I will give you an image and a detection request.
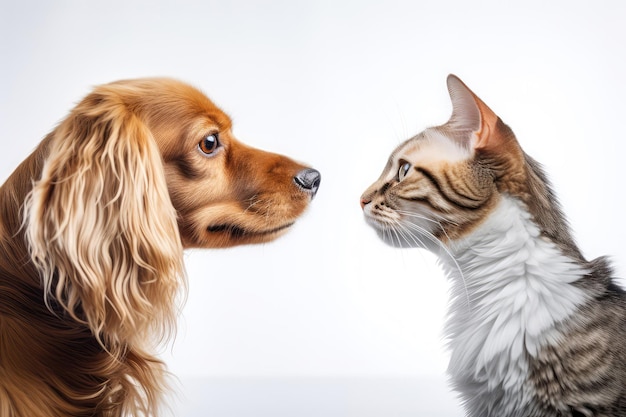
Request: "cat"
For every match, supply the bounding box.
[360,75,626,417]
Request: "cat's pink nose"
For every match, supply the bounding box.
[360,197,371,209]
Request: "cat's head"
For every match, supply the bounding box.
[361,75,551,248]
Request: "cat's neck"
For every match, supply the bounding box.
[440,194,589,349]
[436,194,589,412]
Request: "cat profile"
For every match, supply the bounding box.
[360,75,626,417]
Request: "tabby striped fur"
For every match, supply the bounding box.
[361,75,626,416]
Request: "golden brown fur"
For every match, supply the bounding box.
[0,78,319,416]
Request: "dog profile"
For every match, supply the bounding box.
[0,78,320,417]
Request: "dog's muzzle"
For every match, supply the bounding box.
[294,168,321,198]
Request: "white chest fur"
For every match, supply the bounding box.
[437,195,588,416]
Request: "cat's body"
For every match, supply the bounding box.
[360,75,626,417]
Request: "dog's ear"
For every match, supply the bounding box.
[24,88,185,347]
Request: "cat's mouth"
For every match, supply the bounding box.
[362,202,443,249]
[361,211,410,248]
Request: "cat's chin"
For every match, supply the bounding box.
[364,214,439,250]
[374,227,435,250]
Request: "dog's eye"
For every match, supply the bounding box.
[198,133,220,156]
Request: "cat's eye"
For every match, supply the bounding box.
[198,133,220,156]
[398,161,412,181]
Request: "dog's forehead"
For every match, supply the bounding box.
[176,87,231,130]
[131,79,233,131]
[197,104,232,131]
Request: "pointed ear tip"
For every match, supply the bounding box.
[446,74,463,88]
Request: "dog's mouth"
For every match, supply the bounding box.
[207,222,294,239]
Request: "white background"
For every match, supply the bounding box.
[2,1,625,416]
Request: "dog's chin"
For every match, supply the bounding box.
[194,222,295,248]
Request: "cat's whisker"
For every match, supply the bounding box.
[392,219,422,248]
[382,224,398,248]
[397,209,457,243]
[396,210,442,224]
[402,221,472,311]
[397,209,459,227]
[390,224,406,248]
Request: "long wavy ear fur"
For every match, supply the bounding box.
[24,90,185,349]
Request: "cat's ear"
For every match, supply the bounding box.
[446,74,500,151]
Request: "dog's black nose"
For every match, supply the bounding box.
[294,168,321,198]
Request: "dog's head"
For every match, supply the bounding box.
[88,78,320,248]
[21,78,319,346]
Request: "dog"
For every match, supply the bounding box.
[0,78,320,417]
